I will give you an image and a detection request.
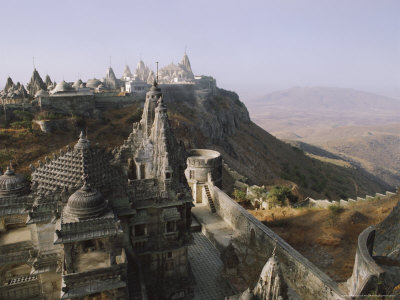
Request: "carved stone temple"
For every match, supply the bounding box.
[0,81,194,299]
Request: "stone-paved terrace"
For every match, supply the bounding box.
[188,232,235,300]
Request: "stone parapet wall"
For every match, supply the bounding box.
[347,226,384,296]
[304,191,396,208]
[209,184,347,300]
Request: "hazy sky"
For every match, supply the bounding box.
[0,0,399,101]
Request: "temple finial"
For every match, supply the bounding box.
[156,61,159,83]
[5,160,14,175]
[272,239,277,257]
[79,131,85,139]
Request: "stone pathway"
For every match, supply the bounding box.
[189,232,235,300]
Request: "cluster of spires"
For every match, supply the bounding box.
[0,52,193,100]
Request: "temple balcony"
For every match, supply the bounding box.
[0,274,41,300]
[131,235,150,253]
[164,231,179,241]
[61,263,128,299]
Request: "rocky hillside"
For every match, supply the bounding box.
[160,86,389,199]
[246,87,400,188]
[0,86,390,200]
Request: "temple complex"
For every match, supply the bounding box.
[158,53,194,84]
[0,77,29,104]
[0,80,195,299]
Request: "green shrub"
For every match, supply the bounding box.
[328,204,344,215]
[253,186,267,198]
[233,188,247,202]
[267,186,297,207]
[10,120,32,130]
[13,110,33,121]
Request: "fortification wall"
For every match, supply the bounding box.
[37,94,143,116]
[209,184,346,300]
[94,94,143,110]
[38,95,95,116]
[304,191,396,208]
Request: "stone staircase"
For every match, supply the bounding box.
[204,185,216,213]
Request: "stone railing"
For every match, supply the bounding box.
[346,226,384,296]
[0,274,41,300]
[62,264,127,299]
[56,217,121,243]
[209,184,346,300]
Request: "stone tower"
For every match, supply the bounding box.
[114,81,194,298]
[27,68,47,97]
[104,67,120,90]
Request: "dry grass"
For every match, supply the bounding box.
[249,194,399,282]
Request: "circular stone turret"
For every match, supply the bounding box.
[0,166,29,197]
[185,149,222,187]
[65,183,107,219]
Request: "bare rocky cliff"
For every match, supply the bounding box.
[162,85,389,200]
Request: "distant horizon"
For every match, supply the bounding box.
[1,0,399,102]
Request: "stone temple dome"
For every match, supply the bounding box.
[86,78,102,89]
[0,165,28,197]
[65,182,108,219]
[34,89,49,98]
[53,80,73,93]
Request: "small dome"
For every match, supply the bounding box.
[0,166,28,197]
[53,80,73,93]
[35,89,49,98]
[65,183,107,219]
[86,78,102,88]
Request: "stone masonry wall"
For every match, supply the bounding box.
[209,184,347,300]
